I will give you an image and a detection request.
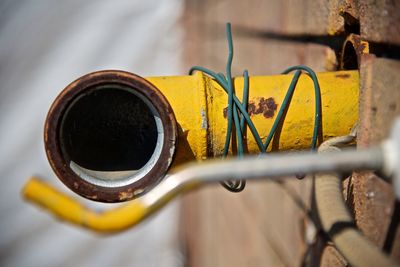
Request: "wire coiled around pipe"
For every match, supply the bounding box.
[190,23,322,192]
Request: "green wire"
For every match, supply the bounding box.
[240,70,249,132]
[262,70,301,151]
[281,65,321,150]
[189,23,322,192]
[188,66,265,151]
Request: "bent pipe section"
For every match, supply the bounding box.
[38,69,359,203]
[23,146,385,233]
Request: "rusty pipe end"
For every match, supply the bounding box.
[45,70,177,202]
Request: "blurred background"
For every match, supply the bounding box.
[1,0,399,266]
[0,1,184,266]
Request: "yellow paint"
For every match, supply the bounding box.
[23,178,147,233]
[23,70,359,232]
[147,70,359,161]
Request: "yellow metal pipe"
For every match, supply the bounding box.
[147,70,359,163]
[23,177,149,232]
[23,70,359,232]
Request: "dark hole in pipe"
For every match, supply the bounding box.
[342,42,358,70]
[60,85,158,172]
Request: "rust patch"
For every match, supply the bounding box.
[223,97,278,119]
[119,191,134,201]
[335,73,351,79]
[256,97,278,118]
[340,34,369,69]
[250,97,278,118]
[353,35,366,57]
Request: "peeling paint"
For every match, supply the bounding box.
[119,191,134,200]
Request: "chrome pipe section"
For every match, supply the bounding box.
[22,144,388,232]
[24,118,400,232]
[141,146,385,208]
[141,117,400,209]
[45,70,177,202]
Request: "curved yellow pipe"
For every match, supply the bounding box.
[23,70,359,232]
[23,178,149,233]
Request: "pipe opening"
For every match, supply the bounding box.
[46,70,177,202]
[342,41,358,70]
[60,84,164,187]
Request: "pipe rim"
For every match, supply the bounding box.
[45,70,178,202]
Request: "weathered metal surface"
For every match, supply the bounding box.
[340,34,369,69]
[148,70,359,158]
[45,70,178,202]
